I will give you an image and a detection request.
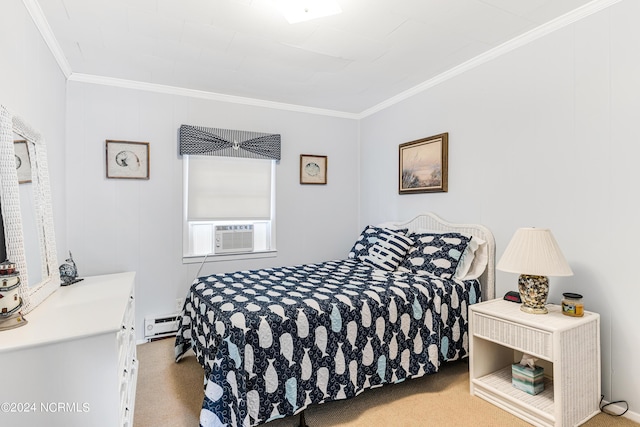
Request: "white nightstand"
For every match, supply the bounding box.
[469,299,600,427]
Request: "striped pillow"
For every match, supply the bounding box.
[354,227,414,271]
[348,225,408,259]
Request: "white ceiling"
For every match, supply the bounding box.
[35,0,600,115]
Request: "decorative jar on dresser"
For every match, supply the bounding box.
[469,298,600,427]
[0,272,138,427]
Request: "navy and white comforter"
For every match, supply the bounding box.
[175,259,480,427]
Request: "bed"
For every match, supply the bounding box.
[175,213,495,427]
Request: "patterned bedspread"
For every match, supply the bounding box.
[175,259,480,427]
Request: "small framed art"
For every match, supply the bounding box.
[399,133,448,194]
[14,140,31,184]
[106,140,150,179]
[300,154,327,185]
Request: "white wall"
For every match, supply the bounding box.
[65,82,359,338]
[0,0,67,260]
[4,0,637,418]
[360,0,639,416]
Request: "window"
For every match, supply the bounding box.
[183,155,276,259]
[179,124,280,261]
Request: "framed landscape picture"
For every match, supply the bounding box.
[399,133,448,194]
[106,140,150,179]
[300,154,327,184]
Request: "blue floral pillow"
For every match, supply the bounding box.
[398,232,471,279]
[348,226,413,271]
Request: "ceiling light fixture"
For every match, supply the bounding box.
[274,0,342,24]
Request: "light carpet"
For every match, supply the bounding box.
[133,338,636,427]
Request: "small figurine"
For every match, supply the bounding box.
[0,257,27,330]
[0,259,16,275]
[59,251,83,286]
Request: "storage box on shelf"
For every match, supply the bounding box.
[512,363,544,395]
[469,299,600,427]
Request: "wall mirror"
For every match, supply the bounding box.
[0,105,59,314]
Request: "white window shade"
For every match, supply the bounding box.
[187,156,272,221]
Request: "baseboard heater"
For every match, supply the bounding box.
[144,313,180,342]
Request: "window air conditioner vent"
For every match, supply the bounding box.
[215,224,254,254]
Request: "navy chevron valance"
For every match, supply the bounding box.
[179,125,281,161]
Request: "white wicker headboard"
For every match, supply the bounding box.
[391,213,496,300]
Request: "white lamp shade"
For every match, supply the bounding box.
[497,228,573,277]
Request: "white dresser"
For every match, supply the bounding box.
[0,272,138,427]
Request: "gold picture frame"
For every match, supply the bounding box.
[399,133,448,194]
[300,154,327,185]
[106,140,150,180]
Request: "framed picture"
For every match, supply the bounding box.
[399,133,448,194]
[14,140,32,184]
[106,140,150,179]
[300,154,327,185]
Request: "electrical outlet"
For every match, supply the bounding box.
[175,298,185,313]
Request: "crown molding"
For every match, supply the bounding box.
[358,0,624,118]
[67,73,359,119]
[22,0,72,78]
[25,0,622,120]
[23,0,357,119]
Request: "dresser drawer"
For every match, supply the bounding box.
[123,294,135,329]
[472,312,553,360]
[118,288,137,426]
[120,358,138,427]
[118,328,135,372]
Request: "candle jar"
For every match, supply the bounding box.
[562,292,584,317]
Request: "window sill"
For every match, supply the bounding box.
[182,250,278,265]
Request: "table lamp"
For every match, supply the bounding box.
[497,228,573,314]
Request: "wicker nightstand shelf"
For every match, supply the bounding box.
[469,299,601,427]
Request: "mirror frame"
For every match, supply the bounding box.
[0,105,59,313]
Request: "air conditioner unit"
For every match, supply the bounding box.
[215,224,254,254]
[144,313,180,342]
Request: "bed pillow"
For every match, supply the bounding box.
[375,221,408,231]
[348,226,413,271]
[452,236,488,280]
[403,228,489,280]
[398,232,471,279]
[348,225,408,259]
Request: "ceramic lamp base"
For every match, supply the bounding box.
[518,274,549,314]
